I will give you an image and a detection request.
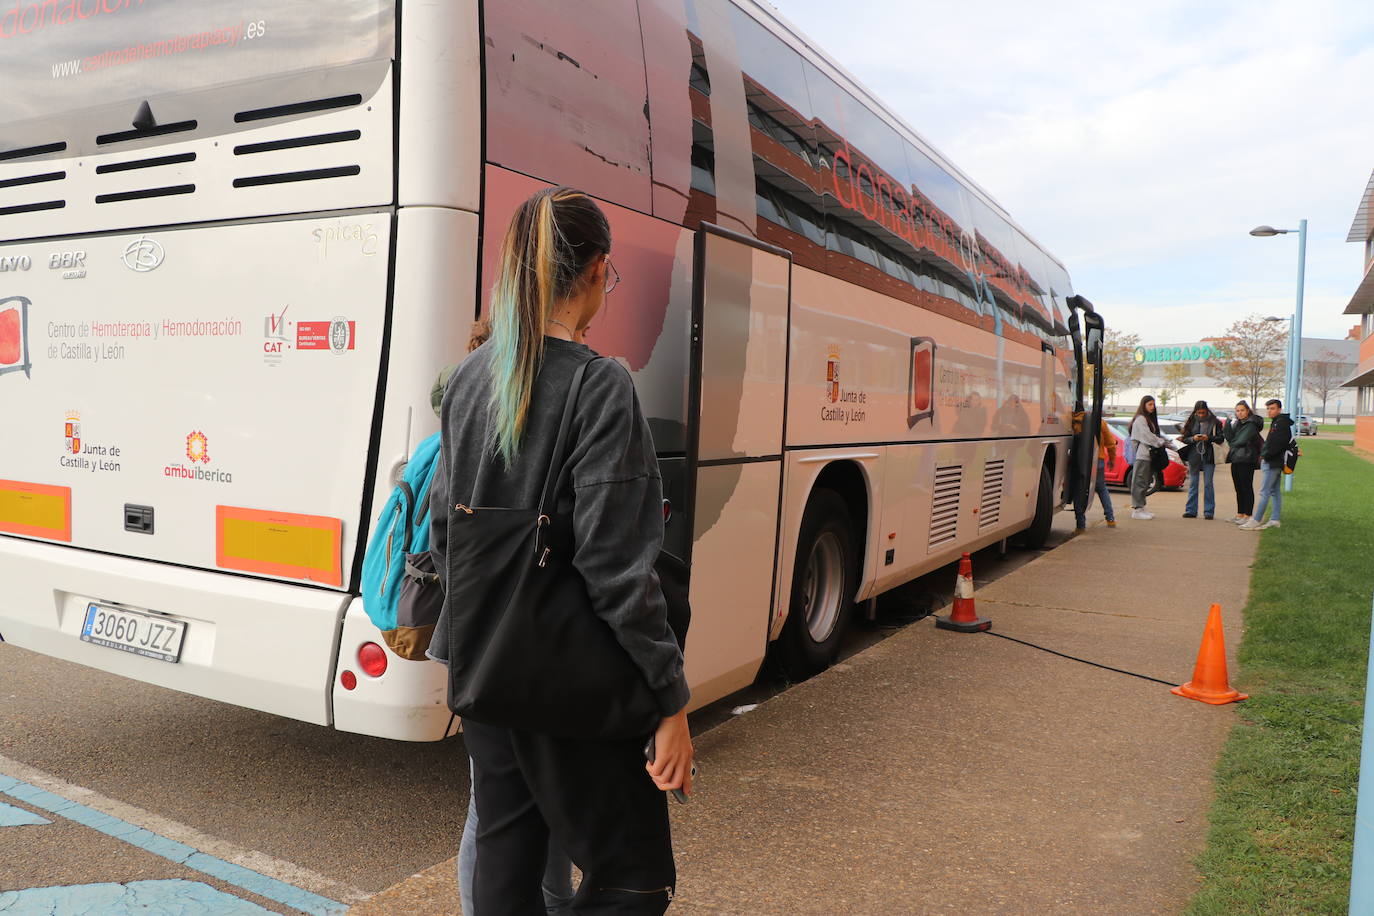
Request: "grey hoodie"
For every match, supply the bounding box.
[428,337,689,717]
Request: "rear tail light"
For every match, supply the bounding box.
[340,670,357,690]
[662,499,672,523]
[358,642,388,678]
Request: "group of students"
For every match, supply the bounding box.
[1074,394,1295,531]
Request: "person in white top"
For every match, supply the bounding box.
[1128,395,1170,519]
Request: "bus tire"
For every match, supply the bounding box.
[1019,463,1054,549]
[777,488,857,681]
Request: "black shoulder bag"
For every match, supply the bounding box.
[443,357,687,740]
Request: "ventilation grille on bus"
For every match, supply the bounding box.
[0,92,366,220]
[0,141,68,216]
[979,459,1005,530]
[928,465,962,551]
[230,95,363,190]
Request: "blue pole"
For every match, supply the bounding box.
[1351,593,1374,914]
[1285,219,1307,494]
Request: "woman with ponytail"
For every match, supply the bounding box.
[429,188,689,913]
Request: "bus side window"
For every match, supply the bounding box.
[485,0,652,213]
[727,6,826,272]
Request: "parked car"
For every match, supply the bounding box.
[1299,415,1319,436]
[1102,422,1185,491]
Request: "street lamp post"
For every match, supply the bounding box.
[1251,220,1307,492]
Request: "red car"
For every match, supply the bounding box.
[1102,423,1185,491]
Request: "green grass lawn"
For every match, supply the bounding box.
[1187,440,1374,914]
[1320,424,1356,435]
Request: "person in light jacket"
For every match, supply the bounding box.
[1180,400,1224,519]
[1128,395,1169,520]
[1223,400,1263,525]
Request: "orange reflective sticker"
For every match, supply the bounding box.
[0,479,71,542]
[215,505,342,586]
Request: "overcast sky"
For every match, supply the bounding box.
[774,0,1374,344]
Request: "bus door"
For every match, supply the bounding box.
[1065,295,1106,505]
[684,224,791,705]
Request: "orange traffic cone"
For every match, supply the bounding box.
[936,552,991,633]
[1172,603,1248,705]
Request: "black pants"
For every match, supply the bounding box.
[463,719,675,915]
[1231,463,1257,515]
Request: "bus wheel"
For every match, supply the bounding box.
[1019,463,1053,549]
[778,489,856,680]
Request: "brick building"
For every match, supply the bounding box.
[1343,170,1374,452]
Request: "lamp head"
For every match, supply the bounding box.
[1249,225,1284,237]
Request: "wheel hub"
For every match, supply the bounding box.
[802,531,844,642]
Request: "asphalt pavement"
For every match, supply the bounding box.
[0,497,1065,913]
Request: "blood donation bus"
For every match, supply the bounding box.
[0,0,1104,741]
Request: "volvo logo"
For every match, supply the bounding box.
[121,237,164,272]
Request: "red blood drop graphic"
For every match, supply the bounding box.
[913,347,932,412]
[0,308,21,365]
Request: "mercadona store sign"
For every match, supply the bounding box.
[1133,343,1219,364]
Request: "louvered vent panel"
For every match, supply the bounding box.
[979,459,1005,530]
[928,465,962,551]
[0,60,389,240]
[0,142,69,218]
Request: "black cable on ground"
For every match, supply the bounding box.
[976,628,1179,687]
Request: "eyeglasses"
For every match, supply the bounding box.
[604,258,620,295]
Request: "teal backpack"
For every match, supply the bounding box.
[361,432,443,659]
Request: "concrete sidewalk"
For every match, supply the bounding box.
[351,483,1257,915]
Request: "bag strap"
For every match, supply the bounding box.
[411,464,439,537]
[398,480,417,532]
[403,556,441,584]
[536,356,600,517]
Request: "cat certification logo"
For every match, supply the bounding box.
[185,431,210,464]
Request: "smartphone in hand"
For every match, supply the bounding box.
[644,737,696,804]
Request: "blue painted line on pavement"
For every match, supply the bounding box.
[0,801,50,827]
[0,774,346,915]
[0,879,275,914]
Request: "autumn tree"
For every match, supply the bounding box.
[1303,347,1353,420]
[1205,315,1287,406]
[1101,329,1143,409]
[1160,362,1194,407]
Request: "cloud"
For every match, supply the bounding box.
[776,0,1374,340]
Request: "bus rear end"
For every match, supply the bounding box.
[0,1,480,740]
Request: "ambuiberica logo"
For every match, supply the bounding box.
[164,430,233,484]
